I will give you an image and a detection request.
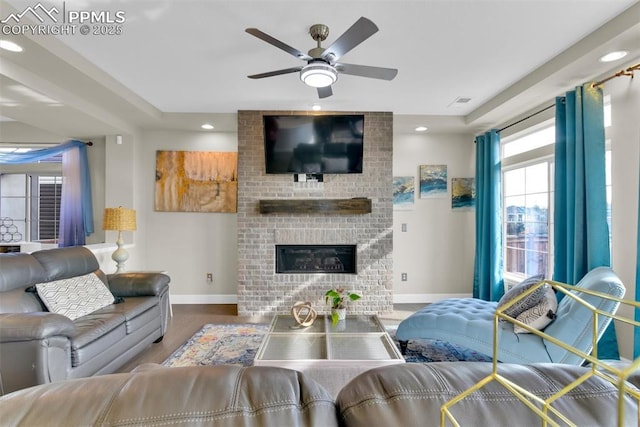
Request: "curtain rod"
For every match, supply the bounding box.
[493,63,638,135]
[592,63,640,88]
[498,103,555,133]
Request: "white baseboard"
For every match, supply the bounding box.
[393,293,472,304]
[170,294,238,304]
[171,294,470,305]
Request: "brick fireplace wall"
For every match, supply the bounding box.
[237,110,393,316]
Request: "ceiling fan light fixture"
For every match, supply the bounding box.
[300,62,337,88]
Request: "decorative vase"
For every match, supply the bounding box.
[332,308,346,321]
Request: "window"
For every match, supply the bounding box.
[36,176,63,241]
[0,173,62,243]
[0,148,62,244]
[501,96,612,281]
[502,126,554,279]
[604,95,612,240]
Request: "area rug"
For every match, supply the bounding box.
[163,323,269,367]
[162,323,492,367]
[395,334,493,363]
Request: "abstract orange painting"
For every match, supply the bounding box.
[155,151,237,213]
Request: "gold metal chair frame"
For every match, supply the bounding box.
[440,279,640,427]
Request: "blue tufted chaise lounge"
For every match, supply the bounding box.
[396,267,625,365]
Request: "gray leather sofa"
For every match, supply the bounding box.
[0,362,637,426]
[0,246,171,395]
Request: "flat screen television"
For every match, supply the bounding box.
[263,114,364,174]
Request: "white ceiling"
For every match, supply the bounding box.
[0,0,639,137]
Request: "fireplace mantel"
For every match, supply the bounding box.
[258,198,372,215]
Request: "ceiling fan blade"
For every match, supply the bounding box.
[336,63,398,80]
[246,28,312,61]
[321,17,378,61]
[247,67,302,79]
[317,86,333,98]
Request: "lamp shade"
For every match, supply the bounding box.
[103,207,137,231]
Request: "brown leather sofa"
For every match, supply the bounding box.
[0,246,171,395]
[0,362,637,426]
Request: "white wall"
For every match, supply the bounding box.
[135,129,239,303]
[392,131,476,302]
[86,137,106,245]
[607,67,640,360]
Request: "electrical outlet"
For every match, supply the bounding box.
[401,273,407,281]
[206,273,213,283]
[401,223,407,232]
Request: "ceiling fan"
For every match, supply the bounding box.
[246,16,398,98]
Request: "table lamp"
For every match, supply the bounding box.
[102,206,137,273]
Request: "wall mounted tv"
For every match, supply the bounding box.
[263,114,364,174]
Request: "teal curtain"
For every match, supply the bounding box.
[553,84,617,359]
[0,140,94,247]
[473,130,504,301]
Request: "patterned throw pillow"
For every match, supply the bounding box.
[497,274,546,319]
[36,273,115,321]
[513,285,558,334]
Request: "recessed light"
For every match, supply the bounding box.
[0,40,23,52]
[415,126,428,132]
[600,51,628,63]
[312,104,321,111]
[201,123,214,130]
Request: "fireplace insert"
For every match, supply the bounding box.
[275,244,356,274]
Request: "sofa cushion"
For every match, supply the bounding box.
[336,362,639,427]
[514,285,558,333]
[36,273,115,321]
[95,297,160,334]
[0,253,47,293]
[543,267,625,364]
[497,274,545,318]
[71,313,126,366]
[0,365,338,426]
[31,246,100,282]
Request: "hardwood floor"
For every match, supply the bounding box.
[115,303,423,373]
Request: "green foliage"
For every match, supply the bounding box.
[324,288,361,309]
[325,288,361,325]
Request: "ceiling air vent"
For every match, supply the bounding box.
[447,96,472,108]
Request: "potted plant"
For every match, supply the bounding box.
[325,288,361,325]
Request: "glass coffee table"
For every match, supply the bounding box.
[254,314,404,396]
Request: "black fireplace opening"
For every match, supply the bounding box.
[276,244,357,274]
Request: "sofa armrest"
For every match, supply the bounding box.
[107,273,170,297]
[0,312,77,342]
